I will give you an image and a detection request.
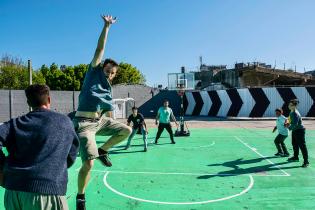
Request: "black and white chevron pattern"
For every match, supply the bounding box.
[184,87,315,117]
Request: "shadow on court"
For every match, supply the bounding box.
[198,157,301,179]
[109,149,145,154]
[95,136,169,144]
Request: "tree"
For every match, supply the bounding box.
[1,55,145,90]
[33,71,46,85]
[72,64,89,90]
[39,63,89,91]
[0,55,46,89]
[112,62,146,85]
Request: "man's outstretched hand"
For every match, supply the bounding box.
[102,15,117,26]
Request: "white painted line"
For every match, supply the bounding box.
[234,136,291,176]
[89,169,289,177]
[103,171,254,205]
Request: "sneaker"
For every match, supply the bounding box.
[171,141,176,144]
[76,198,86,210]
[301,163,309,168]
[154,140,158,144]
[97,148,112,167]
[287,157,299,162]
[281,153,290,157]
[124,146,129,150]
[274,152,284,156]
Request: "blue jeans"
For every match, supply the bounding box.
[126,127,147,149]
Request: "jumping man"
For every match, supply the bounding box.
[73,15,132,210]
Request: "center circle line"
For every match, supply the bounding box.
[103,171,254,205]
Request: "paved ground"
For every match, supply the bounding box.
[118,118,315,129]
[0,119,314,210]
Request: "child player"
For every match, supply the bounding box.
[286,99,310,168]
[272,108,290,157]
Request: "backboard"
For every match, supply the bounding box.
[167,73,195,91]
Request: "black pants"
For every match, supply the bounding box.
[292,128,309,163]
[155,123,174,142]
[274,134,289,154]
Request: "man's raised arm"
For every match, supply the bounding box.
[91,15,117,67]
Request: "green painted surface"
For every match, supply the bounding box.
[1,128,315,210]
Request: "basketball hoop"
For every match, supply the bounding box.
[167,71,192,137]
[177,84,185,97]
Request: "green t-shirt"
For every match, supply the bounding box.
[288,110,304,131]
[77,63,114,112]
[158,107,173,124]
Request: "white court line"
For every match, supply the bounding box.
[87,169,289,177]
[103,171,254,205]
[234,136,291,177]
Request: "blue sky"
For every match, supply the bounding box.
[1,0,315,86]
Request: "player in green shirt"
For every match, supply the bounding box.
[154,100,178,144]
[286,99,309,168]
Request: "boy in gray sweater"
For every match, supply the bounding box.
[0,84,79,210]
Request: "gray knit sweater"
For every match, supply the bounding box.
[0,108,79,195]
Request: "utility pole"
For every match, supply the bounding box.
[199,56,203,67]
[28,60,32,112]
[28,60,32,85]
[73,73,75,111]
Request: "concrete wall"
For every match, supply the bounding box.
[3,86,311,121]
[0,85,159,122]
[0,91,10,121]
[139,90,181,117]
[0,90,77,122]
[184,87,315,117]
[112,84,158,108]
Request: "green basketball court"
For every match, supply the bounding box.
[1,124,314,210]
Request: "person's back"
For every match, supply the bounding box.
[3,109,78,195]
[0,84,79,210]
